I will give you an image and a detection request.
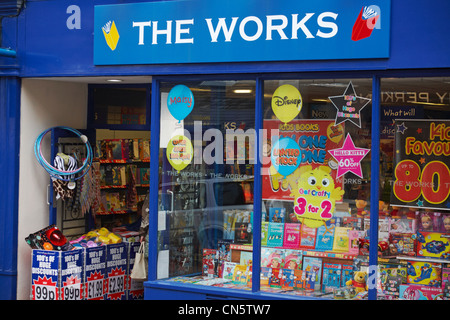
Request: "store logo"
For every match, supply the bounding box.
[351,5,381,41]
[102,20,120,51]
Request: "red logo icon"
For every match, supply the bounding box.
[352,5,381,41]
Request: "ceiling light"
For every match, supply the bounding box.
[106,79,123,82]
[233,89,252,94]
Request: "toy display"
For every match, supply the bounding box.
[345,271,367,293]
[26,225,74,251]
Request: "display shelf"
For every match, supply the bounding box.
[395,255,450,265]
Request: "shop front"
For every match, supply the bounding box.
[2,0,450,300]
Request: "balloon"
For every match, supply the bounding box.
[271,84,302,124]
[166,135,193,172]
[270,137,301,178]
[167,85,194,122]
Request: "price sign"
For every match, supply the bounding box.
[391,120,450,210]
[105,243,128,300]
[86,276,104,300]
[85,246,106,300]
[33,278,58,300]
[31,250,60,300]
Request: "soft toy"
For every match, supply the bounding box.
[355,200,369,218]
[346,271,368,293]
[379,201,389,218]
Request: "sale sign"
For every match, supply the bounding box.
[31,250,60,300]
[390,120,450,210]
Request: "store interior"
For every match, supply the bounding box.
[21,76,450,300]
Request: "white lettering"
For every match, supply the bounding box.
[175,19,194,44]
[239,16,263,41]
[205,17,238,42]
[316,12,338,38]
[152,20,172,44]
[266,15,288,40]
[291,13,314,39]
[133,21,151,45]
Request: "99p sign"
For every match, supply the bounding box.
[391,120,450,209]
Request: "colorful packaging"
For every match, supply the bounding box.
[267,222,284,247]
[406,261,441,287]
[299,224,317,250]
[322,263,342,293]
[415,231,450,259]
[399,284,444,300]
[283,223,301,249]
[390,233,416,257]
[315,220,335,251]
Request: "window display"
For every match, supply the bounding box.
[153,76,450,300]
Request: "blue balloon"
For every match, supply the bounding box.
[167,85,194,122]
[271,137,300,178]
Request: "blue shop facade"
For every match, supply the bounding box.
[2,0,450,300]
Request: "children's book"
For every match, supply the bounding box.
[283,249,302,270]
[222,262,237,280]
[239,251,253,266]
[269,208,285,223]
[261,248,284,269]
[283,223,301,249]
[232,265,249,285]
[267,222,284,247]
[299,224,317,250]
[332,227,351,252]
[315,219,336,251]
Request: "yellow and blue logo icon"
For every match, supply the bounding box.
[102,21,120,51]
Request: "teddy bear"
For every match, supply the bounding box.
[346,271,368,293]
[355,200,369,218]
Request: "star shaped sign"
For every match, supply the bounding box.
[328,81,371,128]
[328,133,370,178]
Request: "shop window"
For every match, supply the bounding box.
[157,80,256,281]
[90,85,149,129]
[261,79,373,297]
[378,77,450,300]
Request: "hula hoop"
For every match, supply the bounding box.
[34,126,93,181]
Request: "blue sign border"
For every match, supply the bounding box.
[94,0,390,65]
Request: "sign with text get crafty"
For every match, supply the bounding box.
[94,0,390,65]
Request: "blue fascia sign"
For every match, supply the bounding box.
[94,0,390,65]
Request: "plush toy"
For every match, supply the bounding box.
[379,201,390,218]
[355,200,369,218]
[390,206,402,219]
[346,271,368,293]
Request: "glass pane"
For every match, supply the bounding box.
[92,87,148,126]
[261,79,372,298]
[157,80,255,287]
[379,77,450,300]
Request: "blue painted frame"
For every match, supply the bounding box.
[0,77,20,300]
[145,72,384,300]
